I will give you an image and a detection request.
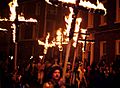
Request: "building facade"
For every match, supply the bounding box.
[1,0,120,67]
[87,0,120,64]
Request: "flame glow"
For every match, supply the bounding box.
[38,33,55,54]
[18,13,37,22]
[45,0,52,5]
[72,18,82,47]
[59,0,76,4]
[56,28,63,51]
[8,0,37,42]
[9,0,18,21]
[0,28,8,31]
[79,0,106,15]
[0,18,8,21]
[64,7,74,37]
[45,0,106,15]
[11,24,16,43]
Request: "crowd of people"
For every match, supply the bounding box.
[0,56,120,88]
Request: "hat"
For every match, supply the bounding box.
[49,65,63,78]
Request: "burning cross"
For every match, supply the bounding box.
[0,0,37,43]
[0,0,37,70]
[38,33,55,54]
[45,0,107,80]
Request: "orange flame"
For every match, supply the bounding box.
[79,0,106,15]
[18,13,37,22]
[11,24,16,43]
[64,7,74,38]
[45,0,106,15]
[73,18,82,47]
[0,28,8,31]
[38,33,55,54]
[56,28,63,51]
[0,18,8,21]
[59,0,76,4]
[8,0,18,21]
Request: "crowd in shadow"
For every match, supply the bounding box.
[0,55,120,88]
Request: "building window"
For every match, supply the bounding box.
[116,40,120,55]
[99,15,107,26]
[99,0,107,26]
[88,13,94,28]
[116,0,120,22]
[100,41,107,59]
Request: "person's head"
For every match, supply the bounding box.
[50,65,62,81]
[67,62,71,70]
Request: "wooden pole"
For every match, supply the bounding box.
[90,43,94,65]
[14,7,19,70]
[59,51,63,66]
[14,42,17,70]
[62,40,72,80]
[72,45,78,71]
[62,1,80,81]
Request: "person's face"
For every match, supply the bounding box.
[52,69,61,81]
[67,64,71,70]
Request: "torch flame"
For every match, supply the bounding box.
[56,28,63,51]
[38,33,55,54]
[0,18,9,21]
[80,0,106,15]
[64,7,74,37]
[45,0,106,15]
[59,0,76,4]
[45,0,52,5]
[78,28,87,52]
[0,28,8,31]
[73,18,82,47]
[8,0,18,21]
[11,23,16,43]
[18,13,37,22]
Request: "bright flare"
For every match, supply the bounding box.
[18,13,37,22]
[11,24,16,43]
[64,7,74,38]
[72,18,82,47]
[38,33,55,54]
[59,0,76,4]
[0,28,8,31]
[9,0,18,21]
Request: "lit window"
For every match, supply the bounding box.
[100,15,107,26]
[116,40,120,55]
[116,0,120,22]
[88,13,93,28]
[100,41,107,59]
